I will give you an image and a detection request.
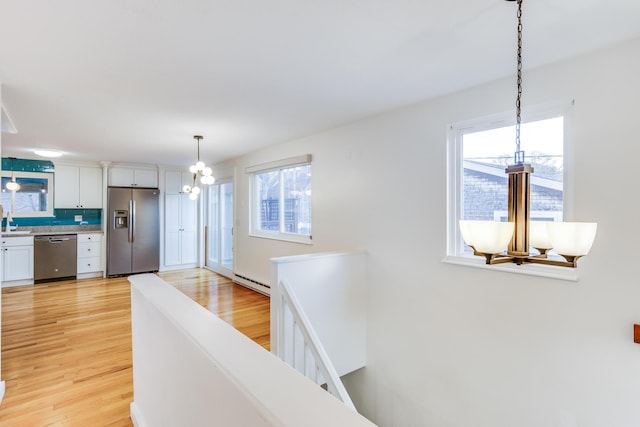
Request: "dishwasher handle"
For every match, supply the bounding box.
[49,238,73,243]
[35,235,76,243]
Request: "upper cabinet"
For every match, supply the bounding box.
[55,165,103,209]
[165,171,194,194]
[109,166,158,188]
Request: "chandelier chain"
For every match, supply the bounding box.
[515,0,523,161]
[195,135,202,162]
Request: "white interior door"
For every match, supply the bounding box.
[205,180,233,277]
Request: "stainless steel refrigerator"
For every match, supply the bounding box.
[107,187,160,276]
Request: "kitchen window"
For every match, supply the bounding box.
[248,155,312,243]
[1,171,54,217]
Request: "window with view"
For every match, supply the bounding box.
[1,171,54,217]
[250,157,312,243]
[449,115,564,257]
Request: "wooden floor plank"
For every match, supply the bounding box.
[0,269,270,426]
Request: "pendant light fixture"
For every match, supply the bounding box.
[5,157,20,192]
[458,0,597,268]
[182,135,215,200]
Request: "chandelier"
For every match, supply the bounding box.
[458,0,597,268]
[182,135,215,200]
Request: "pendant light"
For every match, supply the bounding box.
[182,135,215,200]
[5,157,20,192]
[458,0,597,268]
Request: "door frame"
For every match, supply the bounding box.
[204,178,234,279]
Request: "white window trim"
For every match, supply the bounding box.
[248,155,312,245]
[444,100,580,281]
[245,154,311,174]
[1,170,55,217]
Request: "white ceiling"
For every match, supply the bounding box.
[1,0,639,167]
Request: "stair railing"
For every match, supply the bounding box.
[278,279,356,411]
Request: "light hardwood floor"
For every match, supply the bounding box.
[0,269,270,426]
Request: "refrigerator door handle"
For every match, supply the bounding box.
[129,200,135,243]
[132,200,137,243]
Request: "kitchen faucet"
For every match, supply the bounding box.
[5,211,16,233]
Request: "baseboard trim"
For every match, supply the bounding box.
[159,263,199,272]
[130,402,145,427]
[77,271,103,280]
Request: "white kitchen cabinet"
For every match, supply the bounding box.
[164,193,197,267]
[1,235,34,287]
[55,165,103,208]
[77,233,103,278]
[109,167,158,188]
[165,170,195,194]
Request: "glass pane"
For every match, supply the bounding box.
[220,182,233,269]
[462,116,563,223]
[256,170,280,232]
[1,175,51,214]
[282,164,312,235]
[207,185,220,265]
[1,181,12,211]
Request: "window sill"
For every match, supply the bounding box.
[249,232,313,245]
[442,255,579,282]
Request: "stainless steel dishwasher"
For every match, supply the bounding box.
[34,234,77,282]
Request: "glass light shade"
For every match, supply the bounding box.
[459,220,514,254]
[191,186,201,195]
[196,161,205,171]
[529,221,552,249]
[201,175,215,185]
[202,167,212,177]
[546,222,598,256]
[189,192,198,200]
[6,180,20,191]
[182,184,191,193]
[189,165,198,174]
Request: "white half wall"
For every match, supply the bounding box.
[271,251,367,377]
[129,273,376,427]
[0,82,5,404]
[215,36,640,427]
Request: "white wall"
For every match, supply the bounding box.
[0,83,5,403]
[218,37,640,427]
[271,251,367,378]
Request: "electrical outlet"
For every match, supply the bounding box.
[75,215,83,222]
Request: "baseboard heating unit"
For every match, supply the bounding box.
[234,274,270,296]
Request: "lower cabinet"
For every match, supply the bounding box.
[77,233,103,278]
[1,236,34,287]
[164,194,197,267]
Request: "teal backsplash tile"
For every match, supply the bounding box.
[2,157,55,173]
[3,209,102,227]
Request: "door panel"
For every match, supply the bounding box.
[131,188,160,273]
[206,181,233,277]
[107,187,133,276]
[181,230,198,264]
[220,182,233,271]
